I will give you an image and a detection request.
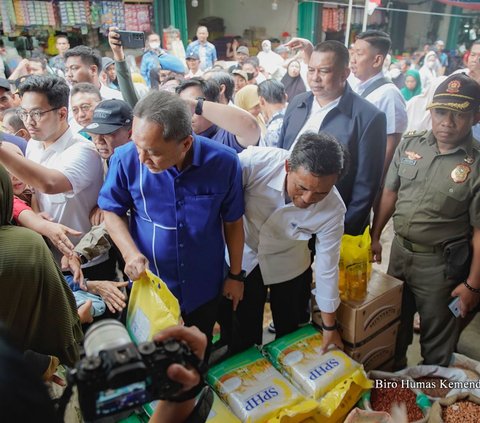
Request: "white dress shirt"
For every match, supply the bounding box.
[26,128,104,264]
[353,72,408,135]
[238,146,346,313]
[289,96,341,151]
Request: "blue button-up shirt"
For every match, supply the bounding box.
[185,41,217,71]
[140,50,160,87]
[98,136,244,313]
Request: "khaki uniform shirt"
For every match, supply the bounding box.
[385,130,480,246]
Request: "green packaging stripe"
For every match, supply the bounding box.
[416,392,432,411]
[207,347,264,384]
[263,325,320,363]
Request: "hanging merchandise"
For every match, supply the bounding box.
[124,3,152,32]
[101,1,126,32]
[322,7,345,33]
[0,0,16,34]
[58,1,90,27]
[12,0,56,27]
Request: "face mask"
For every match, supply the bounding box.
[150,42,160,50]
[427,61,435,69]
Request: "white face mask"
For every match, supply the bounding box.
[150,42,161,50]
[426,60,436,69]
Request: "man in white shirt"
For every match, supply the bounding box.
[229,132,347,354]
[64,46,123,101]
[0,75,105,275]
[350,30,407,176]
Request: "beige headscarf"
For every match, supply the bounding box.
[234,85,267,136]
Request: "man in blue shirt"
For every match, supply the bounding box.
[98,91,245,347]
[186,26,217,71]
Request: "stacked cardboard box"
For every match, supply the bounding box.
[312,269,403,371]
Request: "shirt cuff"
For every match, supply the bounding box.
[312,288,340,313]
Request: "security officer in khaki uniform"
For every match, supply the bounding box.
[371,73,480,369]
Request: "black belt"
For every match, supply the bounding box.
[396,234,442,254]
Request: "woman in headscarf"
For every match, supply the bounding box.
[0,164,82,367]
[281,60,307,102]
[419,51,439,93]
[401,69,422,101]
[234,84,267,136]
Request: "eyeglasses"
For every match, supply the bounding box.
[16,107,60,122]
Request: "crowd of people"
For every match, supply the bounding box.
[1,25,480,421]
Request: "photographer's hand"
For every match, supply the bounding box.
[149,326,207,423]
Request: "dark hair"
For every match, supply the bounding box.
[29,53,47,70]
[313,40,350,69]
[175,77,220,102]
[133,91,191,143]
[70,82,102,100]
[289,131,348,180]
[18,75,69,109]
[205,71,234,103]
[356,30,391,57]
[244,57,259,68]
[64,46,102,74]
[2,108,27,132]
[257,80,286,104]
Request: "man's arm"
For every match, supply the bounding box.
[452,227,480,317]
[103,211,149,280]
[223,217,245,311]
[186,98,261,148]
[0,142,72,194]
[384,133,402,181]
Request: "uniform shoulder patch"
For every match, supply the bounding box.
[403,129,427,138]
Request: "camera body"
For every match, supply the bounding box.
[68,320,198,421]
[117,30,145,49]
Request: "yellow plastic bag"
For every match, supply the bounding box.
[126,270,180,344]
[339,226,372,301]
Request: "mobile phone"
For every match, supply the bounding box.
[117,30,145,49]
[449,297,461,318]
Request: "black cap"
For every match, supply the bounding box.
[427,73,480,113]
[83,100,133,135]
[0,78,11,91]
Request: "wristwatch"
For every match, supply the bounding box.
[194,97,206,115]
[227,270,246,282]
[321,321,339,331]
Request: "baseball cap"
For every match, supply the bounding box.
[186,52,200,61]
[102,57,115,71]
[83,99,133,135]
[0,78,11,91]
[237,46,249,56]
[427,73,480,113]
[232,69,248,81]
[158,53,186,73]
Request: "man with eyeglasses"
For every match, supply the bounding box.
[0,75,108,280]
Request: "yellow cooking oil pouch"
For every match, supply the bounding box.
[126,269,180,344]
[340,226,372,301]
[207,347,316,423]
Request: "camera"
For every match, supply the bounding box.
[68,320,200,421]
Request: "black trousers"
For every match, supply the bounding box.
[225,265,312,354]
[182,295,220,361]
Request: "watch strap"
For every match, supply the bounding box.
[194,97,205,115]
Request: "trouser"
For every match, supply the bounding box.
[226,265,312,354]
[182,295,220,361]
[388,235,462,368]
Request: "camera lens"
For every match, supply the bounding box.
[84,319,132,357]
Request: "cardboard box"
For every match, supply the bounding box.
[344,321,399,372]
[312,269,403,344]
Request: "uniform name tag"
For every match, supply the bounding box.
[400,157,417,166]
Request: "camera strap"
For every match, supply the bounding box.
[184,386,214,423]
